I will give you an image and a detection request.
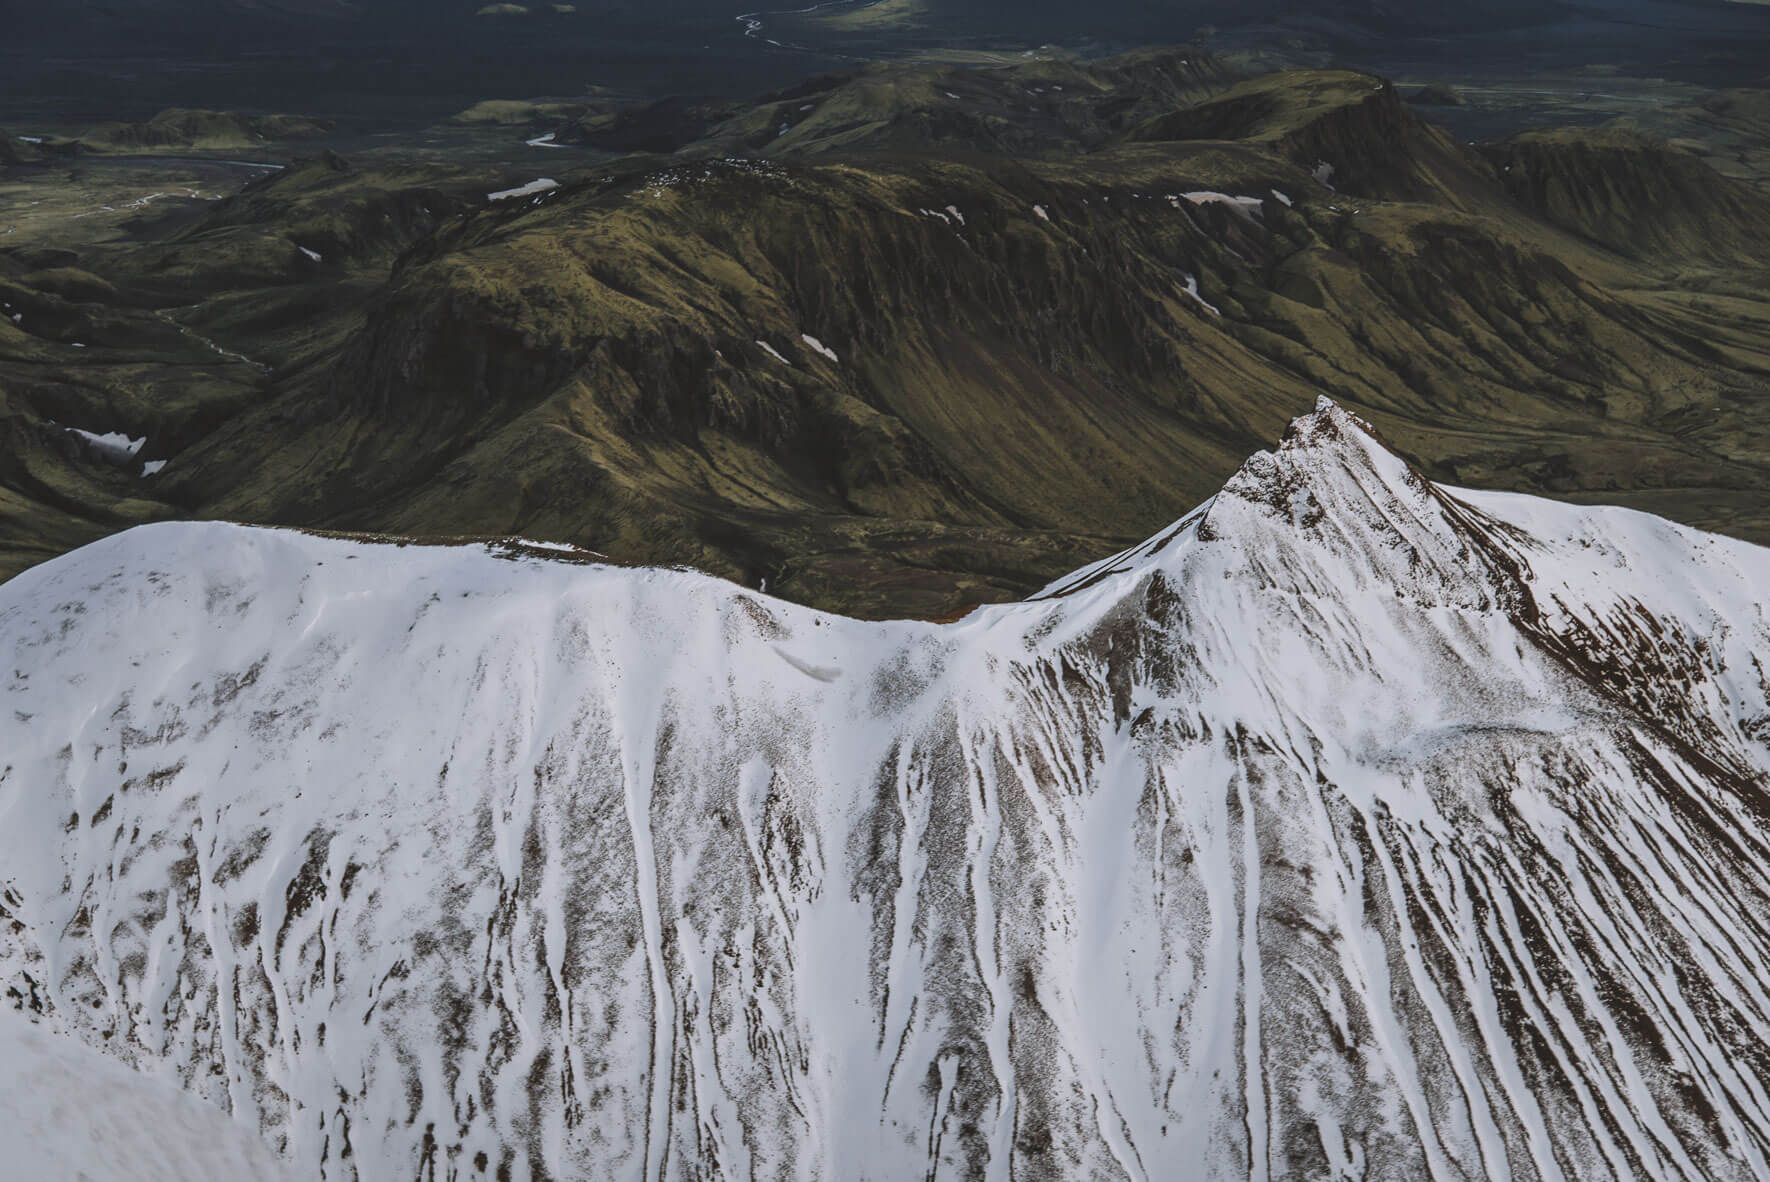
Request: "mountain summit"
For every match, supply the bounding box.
[4,400,1770,1179]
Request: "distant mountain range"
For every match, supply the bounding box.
[5,0,1766,134]
[4,0,1754,44]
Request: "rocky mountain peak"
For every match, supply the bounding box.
[1215,396,1414,510]
[1189,398,1503,612]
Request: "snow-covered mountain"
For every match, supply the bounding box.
[5,399,1770,1180]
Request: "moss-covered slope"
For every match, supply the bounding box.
[4,62,1770,617]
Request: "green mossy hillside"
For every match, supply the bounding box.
[4,62,1770,618]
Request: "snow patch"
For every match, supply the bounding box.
[488,178,559,202]
[1181,191,1265,218]
[62,426,146,463]
[800,333,838,363]
[1033,204,1050,221]
[756,340,792,365]
[296,245,322,262]
[1181,273,1220,315]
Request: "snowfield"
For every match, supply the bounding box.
[0,1011,293,1181]
[4,400,1770,1179]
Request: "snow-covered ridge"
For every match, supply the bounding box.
[5,400,1770,1179]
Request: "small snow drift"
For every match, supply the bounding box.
[1180,272,1220,315]
[487,177,559,202]
[1180,190,1265,219]
[5,400,1770,1179]
[60,425,147,464]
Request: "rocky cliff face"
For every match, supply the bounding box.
[1486,127,1770,263]
[6,401,1770,1179]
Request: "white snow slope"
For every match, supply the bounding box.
[5,400,1770,1180]
[0,1009,294,1181]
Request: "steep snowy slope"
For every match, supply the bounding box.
[0,1011,295,1181]
[5,400,1770,1180]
